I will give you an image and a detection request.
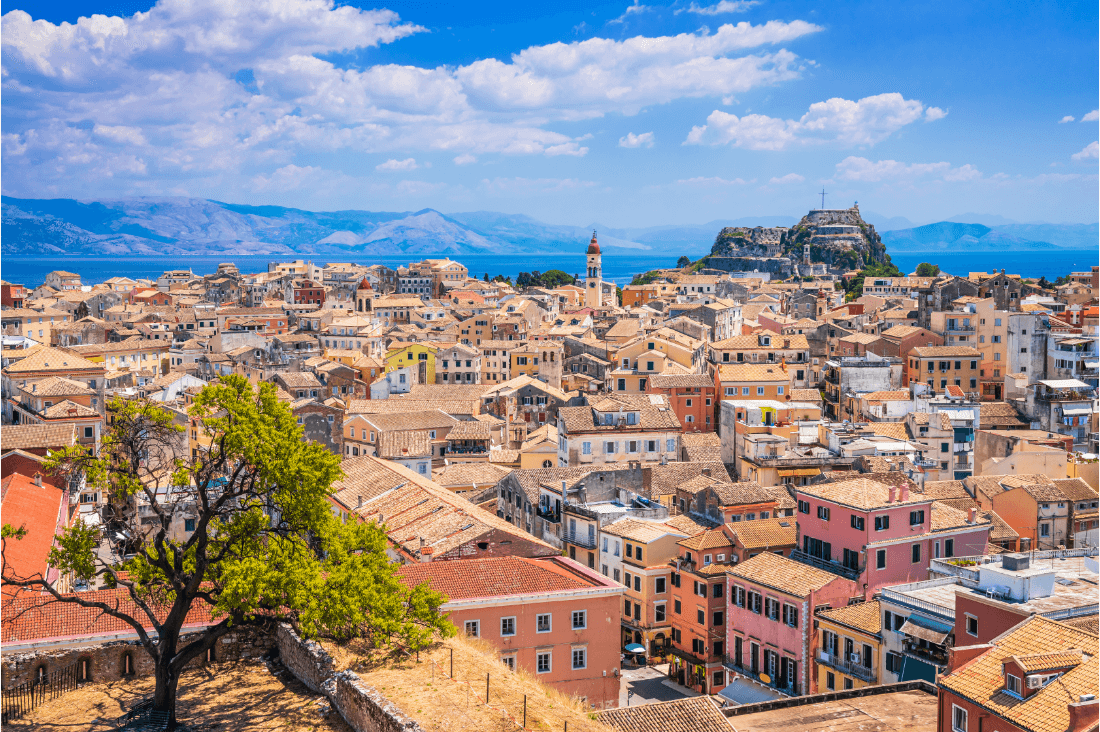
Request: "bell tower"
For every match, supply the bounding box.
[585,231,602,308]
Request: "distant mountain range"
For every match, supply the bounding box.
[2,196,1095,259]
[881,221,1099,252]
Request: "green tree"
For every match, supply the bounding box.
[915,262,940,277]
[676,255,692,268]
[1,377,452,727]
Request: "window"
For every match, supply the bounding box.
[582,441,592,455]
[674,599,681,614]
[572,647,587,669]
[851,515,865,530]
[817,506,830,520]
[886,651,901,673]
[666,439,676,452]
[912,543,921,563]
[945,539,954,558]
[464,620,480,637]
[798,500,810,514]
[910,510,925,525]
[966,614,978,637]
[782,604,799,627]
[537,652,552,673]
[655,604,666,622]
[875,515,890,531]
[572,610,587,629]
[537,614,551,633]
[634,576,641,592]
[952,705,968,732]
[185,518,196,533]
[742,387,750,395]
[501,617,516,636]
[84,426,94,438]
[697,609,705,625]
[876,549,887,569]
[502,655,516,671]
[826,671,835,690]
[1006,674,1020,696]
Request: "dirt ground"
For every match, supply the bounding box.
[5,659,352,731]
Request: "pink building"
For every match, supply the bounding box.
[396,555,624,709]
[793,478,992,598]
[647,374,717,432]
[726,552,858,696]
[668,529,735,695]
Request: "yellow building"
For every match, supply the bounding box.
[384,342,437,383]
[815,600,882,692]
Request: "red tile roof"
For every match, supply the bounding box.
[1,472,65,599]
[2,587,217,645]
[396,556,614,602]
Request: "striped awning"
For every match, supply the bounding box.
[777,468,821,477]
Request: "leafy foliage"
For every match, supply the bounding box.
[676,255,691,268]
[2,376,453,722]
[516,270,575,288]
[842,258,904,301]
[915,262,941,277]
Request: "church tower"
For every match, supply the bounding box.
[585,231,602,308]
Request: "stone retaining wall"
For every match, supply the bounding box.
[274,622,335,694]
[1,626,271,689]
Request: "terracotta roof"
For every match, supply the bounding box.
[447,420,491,439]
[730,517,797,550]
[1052,478,1098,502]
[922,480,970,500]
[681,431,721,448]
[0,473,65,597]
[798,478,930,511]
[433,462,512,489]
[715,363,792,383]
[602,517,689,543]
[930,500,992,532]
[909,346,981,357]
[2,587,215,644]
[598,695,732,732]
[1061,615,1099,634]
[2,345,103,373]
[817,599,882,637]
[865,422,909,440]
[727,552,844,597]
[21,376,95,397]
[678,528,733,551]
[790,388,823,402]
[937,616,1098,732]
[1013,650,1089,674]
[863,390,910,401]
[648,373,714,389]
[649,462,731,498]
[710,481,779,507]
[663,514,710,535]
[362,409,459,432]
[0,423,77,451]
[39,400,99,419]
[377,430,431,459]
[980,402,1026,427]
[396,556,607,601]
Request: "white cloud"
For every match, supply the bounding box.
[0,1,822,197]
[686,93,940,150]
[619,132,655,148]
[834,156,981,182]
[678,1,760,15]
[376,158,419,171]
[768,173,804,184]
[1071,141,1099,160]
[395,180,446,195]
[480,177,598,194]
[1083,110,1100,122]
[610,0,652,23]
[675,175,749,185]
[924,107,947,122]
[1060,115,1075,123]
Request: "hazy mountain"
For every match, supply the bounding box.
[860,212,921,231]
[880,220,1098,252]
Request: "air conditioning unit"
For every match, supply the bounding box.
[849,653,861,664]
[1027,676,1042,689]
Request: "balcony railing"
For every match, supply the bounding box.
[817,650,877,683]
[790,549,862,581]
[901,639,948,667]
[722,657,802,696]
[536,507,560,523]
[564,530,597,549]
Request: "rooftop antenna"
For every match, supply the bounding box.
[819,188,827,209]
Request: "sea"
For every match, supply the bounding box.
[1,250,1097,288]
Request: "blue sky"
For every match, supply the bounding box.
[2,0,1097,227]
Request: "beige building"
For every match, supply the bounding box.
[556,394,682,467]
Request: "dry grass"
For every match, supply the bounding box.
[5,660,351,732]
[321,635,612,732]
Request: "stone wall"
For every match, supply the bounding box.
[274,623,426,732]
[1,626,271,689]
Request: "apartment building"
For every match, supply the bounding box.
[557,394,681,467]
[907,346,981,394]
[815,600,882,692]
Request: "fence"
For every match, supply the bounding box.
[1,660,85,723]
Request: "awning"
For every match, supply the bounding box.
[900,618,951,645]
[899,656,937,682]
[1062,406,1092,416]
[778,468,822,477]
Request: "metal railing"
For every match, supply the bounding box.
[817,650,877,683]
[902,639,948,666]
[790,549,862,581]
[564,531,598,549]
[722,657,802,696]
[1,661,86,723]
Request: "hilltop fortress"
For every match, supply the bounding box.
[703,204,887,278]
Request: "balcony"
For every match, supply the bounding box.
[564,530,597,549]
[722,657,802,696]
[789,549,862,581]
[536,506,560,523]
[901,638,948,667]
[817,650,877,683]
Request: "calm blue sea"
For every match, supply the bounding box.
[1,250,1096,288]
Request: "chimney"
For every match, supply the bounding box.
[33,473,42,487]
[900,484,909,502]
[1069,697,1099,732]
[947,644,992,672]
[357,495,363,510]
[968,507,978,524]
[420,546,434,562]
[887,485,896,503]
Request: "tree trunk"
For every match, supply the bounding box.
[153,652,181,728]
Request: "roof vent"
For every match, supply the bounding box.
[1002,553,1030,572]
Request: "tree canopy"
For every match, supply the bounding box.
[842,258,904,301]
[1,376,453,726]
[915,262,941,277]
[676,255,692,268]
[516,270,575,289]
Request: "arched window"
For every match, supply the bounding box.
[121,652,135,676]
[542,460,553,468]
[78,657,92,683]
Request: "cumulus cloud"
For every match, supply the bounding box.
[686,93,942,150]
[1,2,823,197]
[1060,115,1075,123]
[677,1,760,15]
[1083,110,1100,122]
[834,156,981,182]
[376,158,419,171]
[619,132,655,148]
[768,173,804,184]
[1071,141,1099,160]
[609,0,651,24]
[453,153,477,165]
[675,175,749,185]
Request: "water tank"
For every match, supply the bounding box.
[1002,553,1030,572]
